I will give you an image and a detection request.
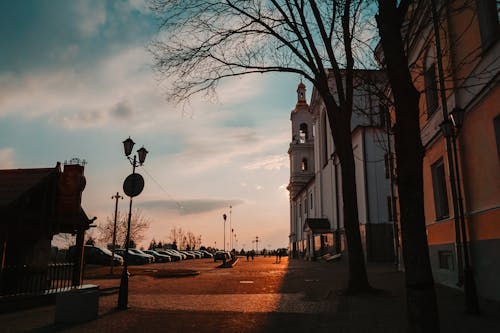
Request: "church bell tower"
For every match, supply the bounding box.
[287,81,314,198]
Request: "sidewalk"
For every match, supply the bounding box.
[0,258,499,332]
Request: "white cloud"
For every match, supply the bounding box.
[76,1,107,37]
[0,148,16,168]
[243,154,288,170]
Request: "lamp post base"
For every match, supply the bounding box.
[117,267,129,310]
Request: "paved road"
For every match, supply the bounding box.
[1,256,499,332]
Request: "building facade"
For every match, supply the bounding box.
[288,72,395,262]
[391,0,500,301]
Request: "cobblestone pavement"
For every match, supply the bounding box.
[1,256,500,332]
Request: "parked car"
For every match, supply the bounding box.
[179,251,196,259]
[199,250,214,258]
[143,250,171,263]
[130,249,155,263]
[157,249,183,261]
[68,245,123,266]
[167,249,187,260]
[187,251,202,259]
[115,249,150,265]
[213,251,231,262]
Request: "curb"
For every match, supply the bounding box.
[217,257,239,268]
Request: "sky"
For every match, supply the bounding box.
[0,0,308,250]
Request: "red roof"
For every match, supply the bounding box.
[0,167,58,209]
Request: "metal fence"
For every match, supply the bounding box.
[0,262,76,297]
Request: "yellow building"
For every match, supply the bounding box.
[398,0,499,302]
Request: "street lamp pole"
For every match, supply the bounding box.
[223,214,227,252]
[117,137,148,310]
[110,192,123,275]
[229,205,232,250]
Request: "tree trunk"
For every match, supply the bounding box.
[323,92,371,292]
[376,1,439,332]
[338,131,371,292]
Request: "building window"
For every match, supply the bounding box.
[438,250,454,270]
[301,158,308,171]
[299,203,302,218]
[431,158,449,220]
[310,193,313,210]
[477,0,499,49]
[322,112,329,166]
[299,123,308,143]
[424,63,438,117]
[494,115,500,161]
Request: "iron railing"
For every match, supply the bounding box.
[0,262,76,297]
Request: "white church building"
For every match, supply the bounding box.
[288,71,396,262]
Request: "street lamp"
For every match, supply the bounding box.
[223,214,227,252]
[440,108,479,314]
[117,137,148,310]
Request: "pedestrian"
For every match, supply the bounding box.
[246,252,250,261]
[277,249,282,263]
[275,250,279,263]
[251,250,255,261]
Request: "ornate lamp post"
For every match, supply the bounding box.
[117,137,148,310]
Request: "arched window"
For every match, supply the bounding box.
[299,123,308,143]
[301,158,308,171]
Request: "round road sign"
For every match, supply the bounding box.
[123,173,144,197]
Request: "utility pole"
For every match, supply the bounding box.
[111,192,123,275]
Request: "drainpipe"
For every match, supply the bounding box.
[431,1,480,314]
[333,156,341,254]
[430,0,464,285]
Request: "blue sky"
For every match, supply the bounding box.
[0,0,307,250]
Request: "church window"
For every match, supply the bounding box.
[301,158,308,171]
[299,123,308,143]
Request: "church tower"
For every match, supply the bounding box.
[287,82,314,198]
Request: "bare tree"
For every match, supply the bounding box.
[149,0,374,292]
[168,226,185,249]
[52,233,76,249]
[376,0,439,331]
[97,208,151,249]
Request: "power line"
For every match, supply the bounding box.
[139,165,183,210]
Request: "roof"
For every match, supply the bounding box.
[303,218,331,233]
[0,167,58,209]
